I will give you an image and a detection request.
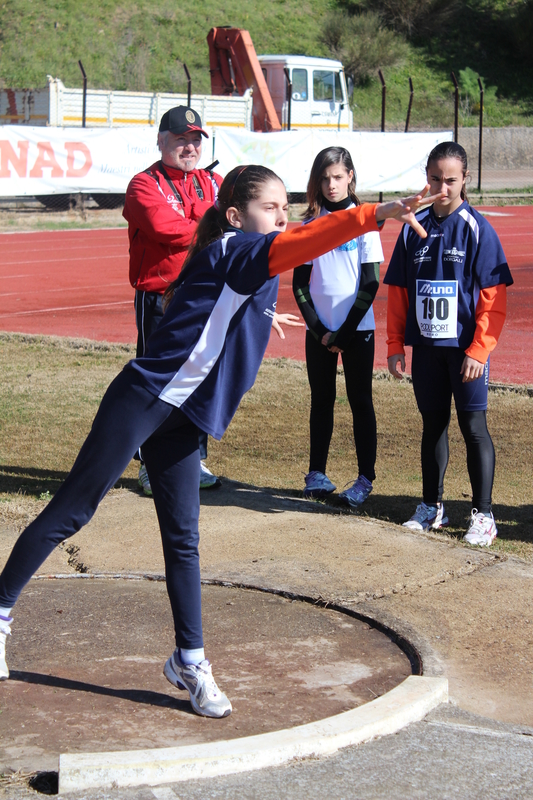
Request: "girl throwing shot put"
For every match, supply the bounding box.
[0,165,441,717]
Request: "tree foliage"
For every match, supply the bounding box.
[508,0,533,65]
[335,0,459,37]
[320,11,408,85]
[459,67,498,114]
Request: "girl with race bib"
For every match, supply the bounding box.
[385,142,513,546]
[293,147,384,507]
[0,165,441,716]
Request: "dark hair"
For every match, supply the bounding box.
[426,141,469,201]
[164,164,284,305]
[303,147,360,220]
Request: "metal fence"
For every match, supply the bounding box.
[1,68,532,213]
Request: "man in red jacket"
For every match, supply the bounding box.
[123,106,222,495]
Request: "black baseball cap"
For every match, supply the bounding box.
[158,106,208,137]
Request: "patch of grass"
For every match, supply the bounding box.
[0,203,307,234]
[0,335,530,558]
[0,206,128,233]
[210,360,533,559]
[0,0,329,94]
[0,333,137,497]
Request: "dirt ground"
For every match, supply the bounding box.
[1,480,531,737]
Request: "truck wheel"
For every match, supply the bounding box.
[92,194,126,209]
[38,194,72,211]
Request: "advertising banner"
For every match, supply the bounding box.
[0,126,452,197]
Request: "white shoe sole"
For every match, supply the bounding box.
[163,657,232,718]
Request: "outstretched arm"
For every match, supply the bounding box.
[268,187,444,276]
[269,204,379,276]
[376,186,445,237]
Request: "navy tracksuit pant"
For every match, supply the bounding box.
[0,368,204,649]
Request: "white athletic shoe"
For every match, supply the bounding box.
[200,461,221,490]
[138,464,152,497]
[0,616,12,680]
[463,509,498,547]
[403,502,449,531]
[164,650,232,718]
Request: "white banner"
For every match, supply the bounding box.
[0,125,452,196]
[213,129,453,192]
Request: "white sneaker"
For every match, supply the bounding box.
[200,461,221,490]
[463,509,497,546]
[0,616,12,680]
[164,651,232,718]
[403,502,449,531]
[138,464,152,497]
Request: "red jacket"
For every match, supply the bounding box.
[123,161,222,293]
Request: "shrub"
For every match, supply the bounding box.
[336,0,459,38]
[320,11,408,86]
[458,67,498,116]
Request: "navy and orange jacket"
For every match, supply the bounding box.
[384,202,513,364]
[129,203,380,439]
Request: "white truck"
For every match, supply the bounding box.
[0,77,255,130]
[257,55,353,132]
[0,28,352,133]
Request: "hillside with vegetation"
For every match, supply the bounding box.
[0,0,532,130]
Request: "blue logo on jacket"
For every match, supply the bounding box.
[337,238,358,252]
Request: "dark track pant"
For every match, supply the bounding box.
[305,329,377,481]
[0,369,204,649]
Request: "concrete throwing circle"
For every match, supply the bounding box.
[1,578,412,774]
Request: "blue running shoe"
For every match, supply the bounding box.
[339,475,373,508]
[303,471,336,498]
[403,502,448,531]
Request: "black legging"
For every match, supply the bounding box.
[305,329,376,480]
[421,408,495,513]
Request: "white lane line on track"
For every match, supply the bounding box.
[0,282,130,298]
[3,245,126,256]
[0,226,127,236]
[2,255,128,266]
[0,300,132,318]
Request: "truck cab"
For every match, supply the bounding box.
[257,55,353,131]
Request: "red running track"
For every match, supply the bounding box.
[1,207,532,384]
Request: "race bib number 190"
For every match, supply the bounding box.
[415,280,458,339]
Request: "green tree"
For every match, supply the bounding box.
[320,11,408,86]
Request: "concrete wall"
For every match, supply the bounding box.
[458,127,533,169]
